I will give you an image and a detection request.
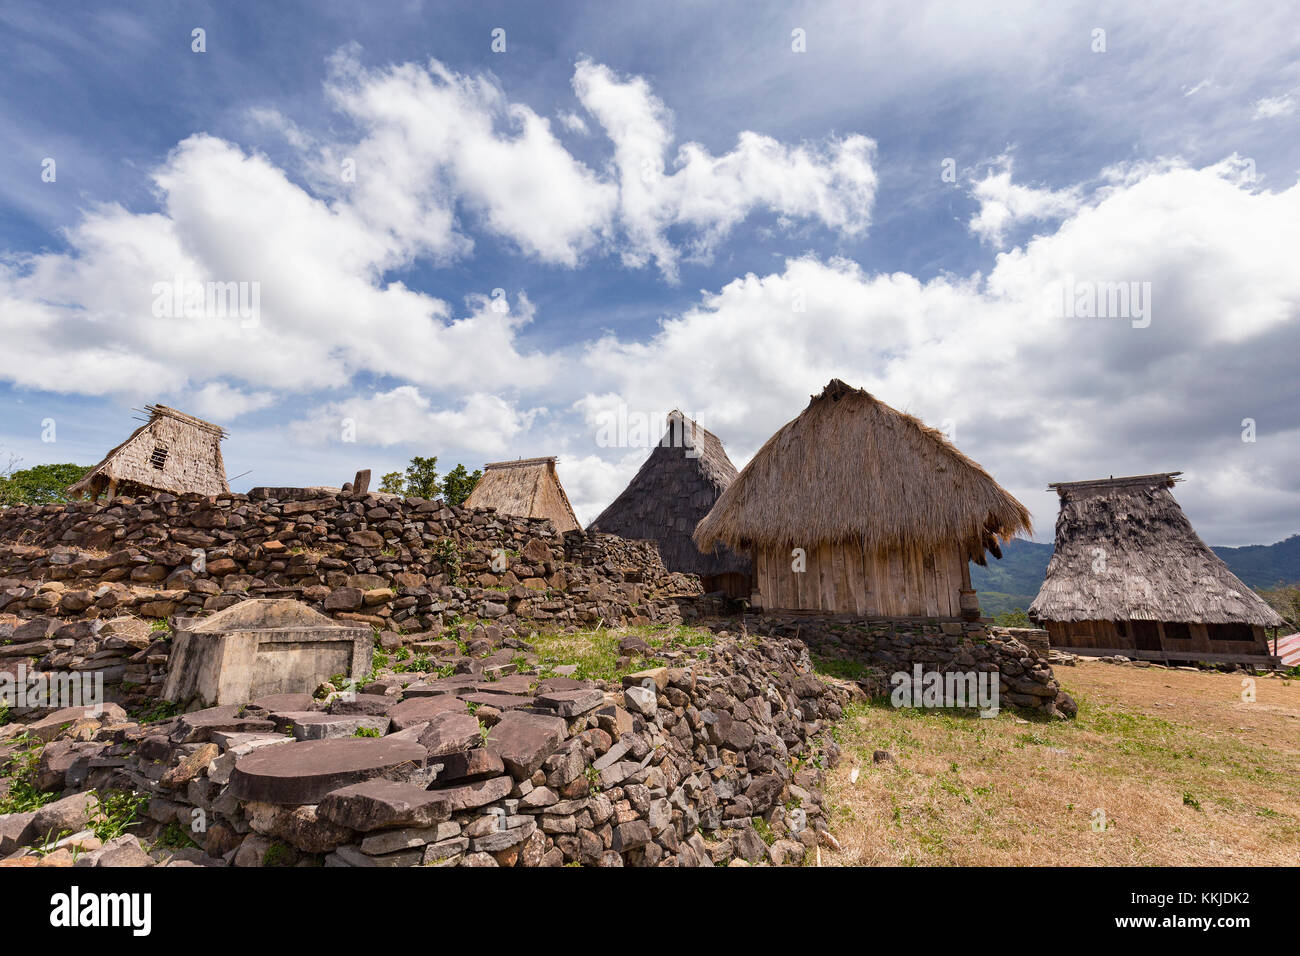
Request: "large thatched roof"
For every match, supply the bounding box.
[694,379,1031,559]
[1028,473,1285,626]
[464,456,580,532]
[68,404,229,499]
[588,411,750,577]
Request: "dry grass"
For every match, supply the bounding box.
[822,660,1300,866]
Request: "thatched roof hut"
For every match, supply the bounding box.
[588,411,751,594]
[694,379,1031,617]
[68,404,229,500]
[1029,473,1284,662]
[464,456,580,532]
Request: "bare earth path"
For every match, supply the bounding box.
[822,660,1300,866]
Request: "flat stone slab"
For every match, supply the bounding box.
[535,677,587,694]
[457,692,533,711]
[229,738,427,804]
[486,710,567,780]
[247,693,317,714]
[535,688,604,716]
[385,695,466,731]
[431,747,504,783]
[318,774,512,831]
[358,822,461,855]
[290,713,391,740]
[416,712,482,756]
[472,675,535,696]
[174,706,277,743]
[327,694,393,716]
[22,705,130,744]
[424,774,514,812]
[318,780,457,831]
[401,675,480,697]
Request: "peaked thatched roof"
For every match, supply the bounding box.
[588,411,751,577]
[68,404,229,499]
[464,456,580,532]
[1028,473,1285,626]
[693,379,1031,560]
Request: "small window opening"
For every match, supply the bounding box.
[150,444,169,470]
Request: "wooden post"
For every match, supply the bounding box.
[958,551,980,622]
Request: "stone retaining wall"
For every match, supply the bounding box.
[0,490,700,709]
[746,615,1076,718]
[1,632,845,868]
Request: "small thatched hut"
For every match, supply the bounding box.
[68,404,229,501]
[464,456,580,532]
[588,411,752,596]
[1028,473,1284,663]
[694,379,1031,617]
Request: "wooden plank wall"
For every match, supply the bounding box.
[1050,620,1274,657]
[755,541,965,616]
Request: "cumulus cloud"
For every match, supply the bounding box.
[574,159,1300,544]
[185,382,276,420]
[572,59,877,279]
[968,155,1083,247]
[319,48,618,266]
[0,135,555,407]
[0,50,879,417]
[290,386,544,457]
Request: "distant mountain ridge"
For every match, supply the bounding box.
[971,534,1300,618]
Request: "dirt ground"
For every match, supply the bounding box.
[821,659,1300,866]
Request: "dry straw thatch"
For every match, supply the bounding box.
[1029,473,1285,626]
[68,404,229,500]
[588,411,750,578]
[464,456,580,532]
[694,379,1031,560]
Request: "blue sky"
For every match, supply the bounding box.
[2,0,1298,545]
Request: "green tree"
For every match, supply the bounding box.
[439,464,482,506]
[377,456,481,504]
[1259,583,1300,629]
[993,607,1031,627]
[378,455,439,498]
[0,463,92,506]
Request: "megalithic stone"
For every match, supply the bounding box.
[353,469,371,494]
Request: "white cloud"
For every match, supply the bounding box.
[0,134,555,404]
[574,158,1300,544]
[572,59,877,279]
[290,386,544,456]
[553,452,645,527]
[968,155,1082,247]
[1253,93,1296,119]
[185,383,276,420]
[556,110,589,135]
[0,51,879,413]
[319,49,618,266]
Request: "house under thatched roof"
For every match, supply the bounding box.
[464,456,580,532]
[1029,473,1284,663]
[694,379,1031,617]
[68,405,229,501]
[588,411,751,595]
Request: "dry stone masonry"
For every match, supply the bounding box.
[0,489,699,711]
[747,615,1077,718]
[1,626,844,868]
[0,487,1073,869]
